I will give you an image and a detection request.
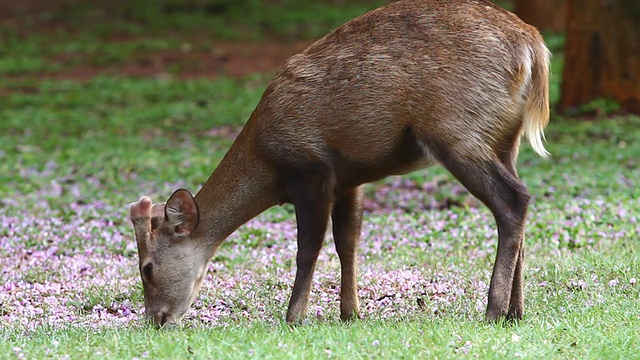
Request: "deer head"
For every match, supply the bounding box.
[128,189,209,327]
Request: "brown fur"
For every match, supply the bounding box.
[128,0,550,327]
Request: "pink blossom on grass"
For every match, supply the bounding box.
[2,176,638,331]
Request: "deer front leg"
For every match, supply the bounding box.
[331,186,364,322]
[285,185,332,324]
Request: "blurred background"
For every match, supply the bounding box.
[0,0,638,115]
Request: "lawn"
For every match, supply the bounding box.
[1,1,639,359]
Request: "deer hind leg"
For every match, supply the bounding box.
[496,135,526,321]
[285,174,333,324]
[331,186,364,321]
[425,140,529,323]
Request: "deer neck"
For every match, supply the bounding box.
[192,132,279,254]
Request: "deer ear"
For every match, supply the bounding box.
[164,189,199,236]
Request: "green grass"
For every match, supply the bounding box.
[48,0,391,39]
[0,75,267,205]
[4,289,640,359]
[4,314,638,359]
[1,2,640,359]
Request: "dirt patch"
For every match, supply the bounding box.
[129,40,312,79]
[8,40,313,83]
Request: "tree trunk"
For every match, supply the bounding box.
[515,0,566,32]
[560,0,640,114]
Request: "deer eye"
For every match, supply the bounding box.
[142,262,154,282]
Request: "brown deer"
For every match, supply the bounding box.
[128,0,550,327]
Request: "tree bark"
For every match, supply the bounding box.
[515,0,566,32]
[560,0,640,114]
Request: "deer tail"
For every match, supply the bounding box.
[522,42,551,157]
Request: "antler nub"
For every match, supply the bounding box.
[129,196,153,258]
[129,196,152,219]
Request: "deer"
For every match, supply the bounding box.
[128,0,550,328]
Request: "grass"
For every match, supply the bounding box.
[4,313,638,359]
[47,0,391,39]
[0,0,390,76]
[1,1,640,359]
